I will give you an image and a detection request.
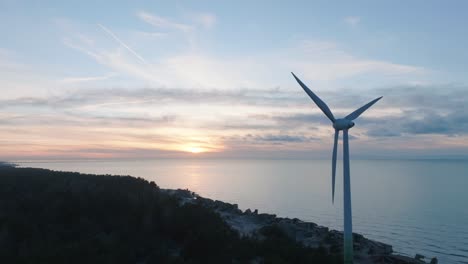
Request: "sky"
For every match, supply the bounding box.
[1,0,468,160]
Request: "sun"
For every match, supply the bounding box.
[187,146,205,154]
[180,142,223,154]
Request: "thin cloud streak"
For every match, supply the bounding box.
[98,23,150,66]
[137,11,192,32]
[59,72,117,83]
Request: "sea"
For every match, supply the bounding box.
[16,159,468,263]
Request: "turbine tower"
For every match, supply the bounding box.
[291,72,382,264]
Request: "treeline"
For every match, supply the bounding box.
[0,166,341,263]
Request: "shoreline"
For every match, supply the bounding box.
[0,164,437,263]
[166,189,436,264]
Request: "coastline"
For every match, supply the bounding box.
[167,189,435,264]
[0,164,437,263]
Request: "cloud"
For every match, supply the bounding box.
[5,83,468,139]
[363,110,468,137]
[0,48,65,98]
[274,113,330,126]
[344,16,361,27]
[64,34,258,88]
[59,72,117,83]
[135,31,167,38]
[137,11,192,32]
[292,40,424,81]
[138,11,216,31]
[0,87,303,110]
[63,36,164,85]
[0,110,176,128]
[248,134,317,143]
[343,85,468,137]
[220,133,320,149]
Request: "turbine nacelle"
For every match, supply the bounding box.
[333,118,355,130]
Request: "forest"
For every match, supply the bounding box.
[0,165,341,264]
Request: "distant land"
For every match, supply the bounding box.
[0,164,437,264]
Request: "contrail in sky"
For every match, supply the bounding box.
[98,23,150,65]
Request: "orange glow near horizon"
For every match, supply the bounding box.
[187,147,204,154]
[177,138,224,155]
[181,144,211,154]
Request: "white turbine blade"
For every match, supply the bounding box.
[342,129,353,263]
[332,129,338,204]
[345,96,383,121]
[291,72,335,122]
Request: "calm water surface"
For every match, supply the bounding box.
[17,159,468,263]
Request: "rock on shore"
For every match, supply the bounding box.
[166,189,433,264]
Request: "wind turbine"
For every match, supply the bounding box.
[291,72,382,264]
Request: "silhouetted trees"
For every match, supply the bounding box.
[0,166,340,263]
